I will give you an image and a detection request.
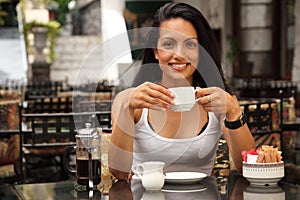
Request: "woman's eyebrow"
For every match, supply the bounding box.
[184,37,198,42]
[159,37,198,42]
[159,37,176,41]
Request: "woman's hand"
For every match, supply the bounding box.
[129,82,174,110]
[195,87,242,119]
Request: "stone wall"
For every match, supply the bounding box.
[50,35,102,85]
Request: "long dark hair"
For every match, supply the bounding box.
[132,2,233,94]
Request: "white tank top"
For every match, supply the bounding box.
[132,108,222,175]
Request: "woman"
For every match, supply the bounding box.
[108,2,255,180]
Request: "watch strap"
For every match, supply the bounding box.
[224,112,247,130]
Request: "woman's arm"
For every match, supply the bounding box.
[222,94,255,173]
[109,89,135,180]
[223,126,255,173]
[196,87,255,173]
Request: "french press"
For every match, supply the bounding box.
[64,122,102,191]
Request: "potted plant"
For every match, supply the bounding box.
[23,20,61,63]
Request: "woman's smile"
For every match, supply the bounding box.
[169,62,191,71]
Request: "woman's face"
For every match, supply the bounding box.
[155,17,199,86]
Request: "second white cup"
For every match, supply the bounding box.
[135,161,165,191]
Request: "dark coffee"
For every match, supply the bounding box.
[76,158,101,186]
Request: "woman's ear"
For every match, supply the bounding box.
[154,48,158,60]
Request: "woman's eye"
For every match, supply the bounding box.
[161,41,174,48]
[185,41,198,49]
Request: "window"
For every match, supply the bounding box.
[232,0,294,79]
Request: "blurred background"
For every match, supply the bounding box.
[0,0,299,85]
[1,0,300,186]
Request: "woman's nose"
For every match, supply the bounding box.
[172,46,186,58]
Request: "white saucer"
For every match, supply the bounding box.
[164,172,207,184]
[162,183,207,193]
[132,172,207,184]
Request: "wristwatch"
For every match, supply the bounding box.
[224,112,247,130]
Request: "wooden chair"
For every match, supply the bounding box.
[240,100,283,151]
[233,79,297,97]
[235,79,297,112]
[19,110,112,183]
[0,130,21,184]
[25,81,65,100]
[79,100,112,132]
[79,100,112,112]
[25,96,73,113]
[24,94,95,114]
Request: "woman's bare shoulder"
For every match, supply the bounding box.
[112,88,143,123]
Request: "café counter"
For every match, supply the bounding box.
[2,170,300,200]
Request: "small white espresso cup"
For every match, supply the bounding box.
[169,86,196,112]
[135,161,165,191]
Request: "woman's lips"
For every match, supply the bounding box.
[169,63,190,70]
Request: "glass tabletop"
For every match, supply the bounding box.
[14,181,104,200]
[11,173,300,200]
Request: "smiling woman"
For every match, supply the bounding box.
[108,2,255,182]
